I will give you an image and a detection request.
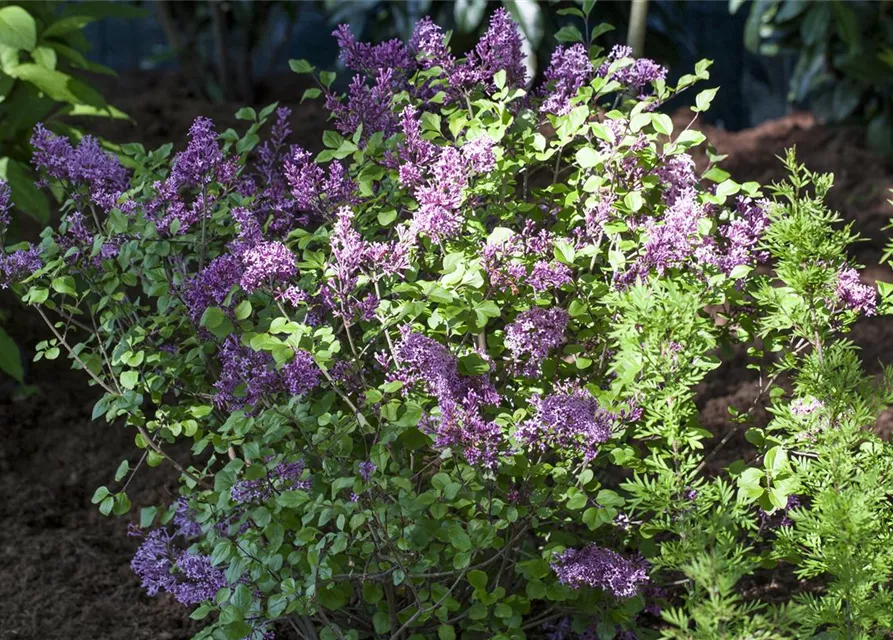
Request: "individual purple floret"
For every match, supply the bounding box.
[359,460,376,482]
[517,385,616,461]
[239,241,297,293]
[282,350,320,397]
[504,307,570,376]
[552,545,649,598]
[836,267,876,316]
[540,44,593,116]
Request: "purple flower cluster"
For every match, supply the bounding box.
[396,330,504,466]
[412,147,468,240]
[836,267,876,316]
[396,105,438,188]
[230,459,312,504]
[704,197,771,276]
[359,460,376,482]
[540,44,593,116]
[0,179,11,230]
[130,528,226,606]
[173,497,203,539]
[456,8,527,92]
[552,545,650,598]
[517,385,616,461]
[283,147,356,219]
[504,307,570,376]
[0,244,41,289]
[182,253,241,322]
[282,350,320,397]
[327,69,399,143]
[239,241,297,293]
[31,124,129,211]
[598,45,666,95]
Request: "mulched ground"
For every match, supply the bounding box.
[2,72,893,639]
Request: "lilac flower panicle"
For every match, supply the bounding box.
[170,117,224,188]
[598,45,666,93]
[540,44,593,116]
[131,528,178,597]
[471,8,527,90]
[0,179,10,229]
[333,24,412,77]
[529,260,573,293]
[239,241,297,293]
[462,135,497,175]
[504,307,570,376]
[173,498,202,539]
[282,350,320,397]
[230,459,312,505]
[359,460,376,482]
[408,17,453,71]
[412,147,468,240]
[836,267,876,316]
[214,337,282,411]
[327,70,398,143]
[171,552,227,605]
[0,245,42,288]
[182,253,241,322]
[517,385,616,460]
[552,545,650,598]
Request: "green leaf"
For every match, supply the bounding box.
[372,612,391,634]
[438,625,457,640]
[694,87,719,113]
[0,325,23,383]
[554,240,576,265]
[91,485,110,504]
[43,15,95,39]
[651,113,673,136]
[0,6,36,51]
[575,146,600,168]
[289,59,315,74]
[554,25,583,44]
[235,106,256,121]
[8,63,107,107]
[98,495,114,516]
[459,353,490,375]
[467,569,488,590]
[234,300,252,320]
[114,459,129,482]
[120,370,139,390]
[0,157,49,223]
[302,87,322,102]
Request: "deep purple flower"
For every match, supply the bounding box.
[529,260,573,293]
[463,8,527,91]
[171,552,227,605]
[239,241,296,293]
[214,337,282,411]
[173,498,202,539]
[282,350,320,397]
[230,459,311,504]
[836,267,876,316]
[131,529,179,597]
[169,117,225,188]
[284,148,356,218]
[0,179,10,230]
[359,460,376,482]
[0,244,42,288]
[333,24,413,77]
[598,45,666,93]
[182,253,241,323]
[552,545,649,598]
[326,69,399,143]
[517,385,615,460]
[540,44,593,116]
[397,105,438,188]
[504,307,569,376]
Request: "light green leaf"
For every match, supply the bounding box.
[0,6,36,51]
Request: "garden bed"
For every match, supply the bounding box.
[2,78,892,638]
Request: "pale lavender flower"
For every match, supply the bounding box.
[504,307,569,376]
[706,197,770,276]
[791,397,824,416]
[540,44,593,116]
[239,241,296,293]
[654,154,697,207]
[130,529,178,597]
[284,148,356,218]
[836,267,876,316]
[552,545,649,598]
[462,135,497,175]
[412,147,468,240]
[408,16,453,71]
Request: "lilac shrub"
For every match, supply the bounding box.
[10,5,893,639]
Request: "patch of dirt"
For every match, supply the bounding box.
[3,81,893,639]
